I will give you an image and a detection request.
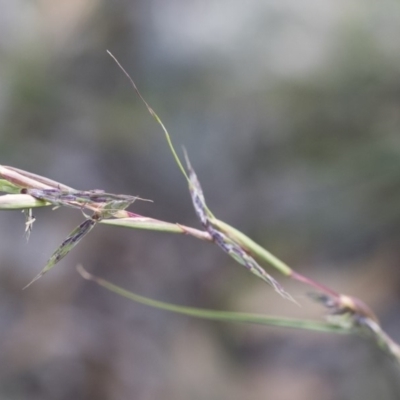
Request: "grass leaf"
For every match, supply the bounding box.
[77,265,346,333]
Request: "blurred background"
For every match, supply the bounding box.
[0,0,400,399]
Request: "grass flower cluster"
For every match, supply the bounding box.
[0,52,399,367]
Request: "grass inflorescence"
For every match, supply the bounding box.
[0,52,399,366]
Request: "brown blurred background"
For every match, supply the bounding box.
[1,0,400,399]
